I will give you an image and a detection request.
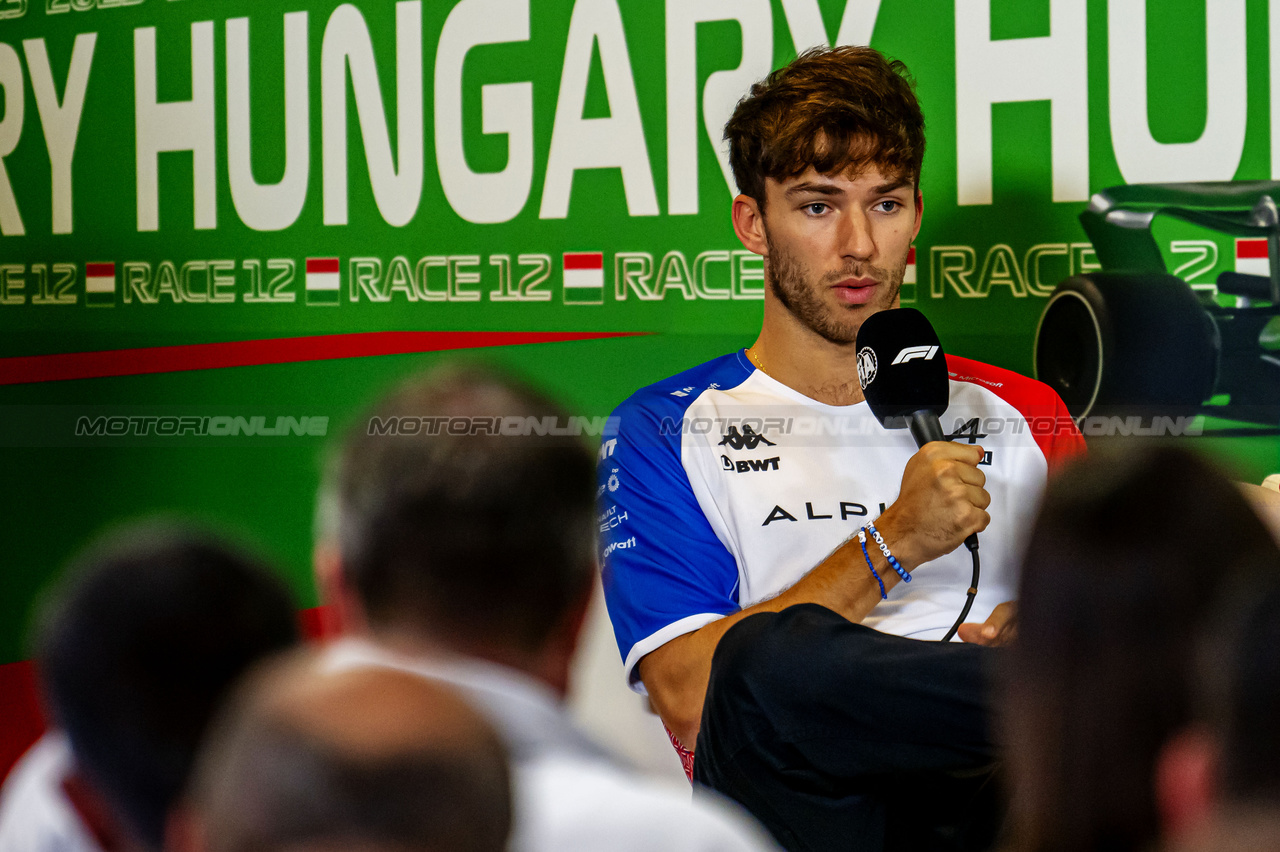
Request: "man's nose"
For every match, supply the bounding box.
[838,209,874,261]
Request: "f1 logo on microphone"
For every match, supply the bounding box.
[891,345,939,365]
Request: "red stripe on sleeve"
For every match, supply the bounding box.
[945,354,1086,473]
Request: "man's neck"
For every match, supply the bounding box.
[750,309,866,406]
[372,627,572,699]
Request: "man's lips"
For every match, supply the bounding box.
[831,277,879,305]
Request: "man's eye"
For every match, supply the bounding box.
[805,203,829,215]
[876,200,901,213]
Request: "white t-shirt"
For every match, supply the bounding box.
[599,350,1084,688]
[0,733,100,852]
[320,639,780,852]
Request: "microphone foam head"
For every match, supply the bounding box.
[855,308,950,428]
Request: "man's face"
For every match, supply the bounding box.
[759,165,922,344]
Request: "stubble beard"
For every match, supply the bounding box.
[764,234,906,345]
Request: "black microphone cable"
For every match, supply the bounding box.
[909,409,981,643]
[940,536,979,643]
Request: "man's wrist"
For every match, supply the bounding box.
[866,508,923,572]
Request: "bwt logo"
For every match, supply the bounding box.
[721,455,780,473]
[891,345,939,365]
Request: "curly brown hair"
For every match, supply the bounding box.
[724,46,925,208]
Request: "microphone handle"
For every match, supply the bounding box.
[908,410,979,552]
[907,410,945,446]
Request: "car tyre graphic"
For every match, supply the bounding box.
[1034,273,1218,420]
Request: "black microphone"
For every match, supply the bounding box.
[855,307,951,448]
[856,308,980,641]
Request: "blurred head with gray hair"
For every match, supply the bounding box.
[173,650,512,852]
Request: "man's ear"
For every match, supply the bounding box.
[912,186,924,241]
[1155,725,1220,839]
[732,194,768,256]
[312,542,369,637]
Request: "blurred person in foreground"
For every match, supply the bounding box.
[168,650,511,852]
[313,363,778,852]
[1155,574,1280,852]
[1001,446,1280,852]
[0,524,299,852]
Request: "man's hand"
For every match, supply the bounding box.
[875,442,991,570]
[957,601,1016,646]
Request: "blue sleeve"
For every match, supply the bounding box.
[597,393,741,688]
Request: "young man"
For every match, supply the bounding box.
[598,46,1083,850]
[312,364,778,852]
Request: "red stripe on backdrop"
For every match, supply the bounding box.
[1237,239,1269,259]
[907,246,916,264]
[563,253,604,270]
[306,257,341,274]
[0,660,46,785]
[0,331,644,386]
[85,262,115,277]
[0,607,339,785]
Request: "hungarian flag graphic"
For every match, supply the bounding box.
[85,262,115,307]
[563,252,604,305]
[306,258,341,306]
[1235,238,1270,278]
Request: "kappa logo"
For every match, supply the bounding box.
[856,347,877,388]
[717,425,776,450]
[891,345,940,365]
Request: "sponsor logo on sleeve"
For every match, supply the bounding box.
[602,536,637,560]
[599,506,629,531]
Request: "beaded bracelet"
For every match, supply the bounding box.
[866,521,910,584]
[857,528,887,599]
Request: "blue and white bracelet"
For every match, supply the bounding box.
[866,520,910,583]
[856,528,887,599]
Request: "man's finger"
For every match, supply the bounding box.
[963,485,991,511]
[953,463,987,489]
[956,622,998,645]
